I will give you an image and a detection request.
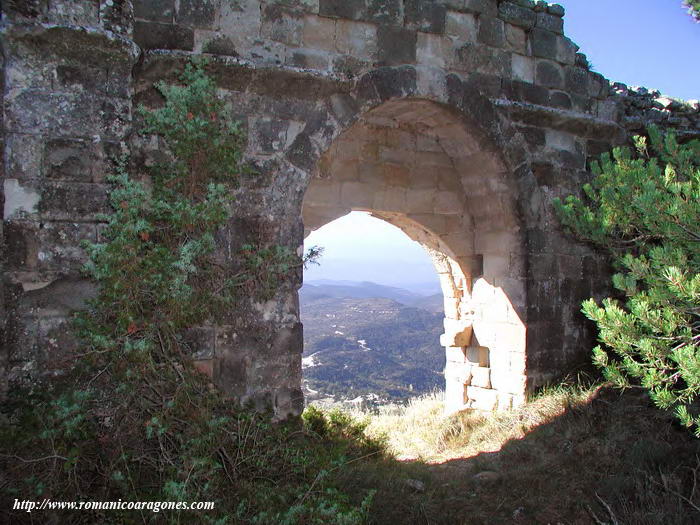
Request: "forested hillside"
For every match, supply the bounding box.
[300,282,445,404]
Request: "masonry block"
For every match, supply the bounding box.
[405,0,447,33]
[416,32,453,69]
[134,21,195,51]
[530,27,558,60]
[471,366,491,388]
[134,0,175,23]
[463,0,498,16]
[336,20,377,58]
[455,43,511,77]
[176,0,215,28]
[319,0,366,20]
[477,16,505,47]
[445,11,477,42]
[535,59,564,89]
[535,12,563,34]
[377,26,417,66]
[303,15,336,50]
[261,6,303,45]
[467,386,498,410]
[511,54,535,83]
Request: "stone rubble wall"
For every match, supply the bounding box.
[1,1,138,396]
[613,84,700,141]
[2,0,699,417]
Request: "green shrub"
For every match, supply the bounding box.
[0,61,366,524]
[554,127,700,435]
[685,0,700,21]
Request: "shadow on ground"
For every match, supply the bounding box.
[343,387,700,524]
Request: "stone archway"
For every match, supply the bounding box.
[303,98,527,412]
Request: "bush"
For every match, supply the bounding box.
[0,61,366,524]
[685,0,700,21]
[555,127,700,435]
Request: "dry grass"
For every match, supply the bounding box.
[351,382,596,463]
[316,381,700,524]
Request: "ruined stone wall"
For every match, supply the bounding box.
[1,0,137,394]
[2,0,698,417]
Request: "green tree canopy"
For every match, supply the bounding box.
[555,128,700,435]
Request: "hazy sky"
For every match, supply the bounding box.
[304,1,698,290]
[304,212,440,290]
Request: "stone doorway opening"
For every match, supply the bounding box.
[302,99,528,412]
[300,211,446,407]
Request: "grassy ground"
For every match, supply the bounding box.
[324,381,700,524]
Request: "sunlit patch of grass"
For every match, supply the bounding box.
[350,380,598,463]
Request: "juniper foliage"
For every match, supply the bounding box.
[0,62,372,524]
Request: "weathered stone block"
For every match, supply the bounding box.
[446,346,467,363]
[454,43,511,77]
[549,90,572,109]
[405,0,447,34]
[545,129,577,153]
[535,59,563,89]
[597,99,620,121]
[416,32,453,69]
[529,27,557,60]
[547,3,565,17]
[498,2,536,30]
[303,15,337,50]
[377,26,417,66]
[535,12,563,34]
[504,23,527,54]
[333,54,371,79]
[249,117,291,154]
[287,48,331,70]
[517,125,546,147]
[319,0,366,20]
[44,138,119,183]
[39,182,110,221]
[134,0,175,23]
[588,72,609,98]
[341,181,374,208]
[176,0,216,29]
[557,36,578,66]
[490,371,527,394]
[202,35,238,56]
[477,16,505,47]
[443,318,474,346]
[262,6,304,46]
[511,54,535,83]
[466,386,498,410]
[335,20,377,58]
[470,366,491,388]
[463,0,498,16]
[3,179,41,221]
[434,190,463,214]
[565,66,589,95]
[4,134,43,182]
[445,361,472,385]
[445,11,477,42]
[134,21,195,51]
[366,0,402,25]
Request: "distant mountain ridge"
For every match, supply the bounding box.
[302,280,443,313]
[300,281,445,404]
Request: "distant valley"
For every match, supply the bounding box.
[300,280,445,406]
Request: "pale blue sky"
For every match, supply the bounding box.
[562,0,699,101]
[305,1,698,290]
